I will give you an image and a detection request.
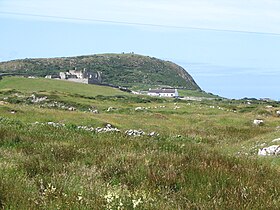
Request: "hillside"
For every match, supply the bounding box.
[1,77,280,209]
[0,77,128,97]
[0,53,201,90]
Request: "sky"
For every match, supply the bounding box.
[1,0,280,99]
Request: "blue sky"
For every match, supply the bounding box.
[1,0,280,99]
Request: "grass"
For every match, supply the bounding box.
[178,89,221,98]
[0,77,128,97]
[0,77,280,209]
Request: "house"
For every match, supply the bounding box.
[148,88,179,98]
[58,68,102,84]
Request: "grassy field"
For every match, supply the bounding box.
[0,77,128,97]
[178,89,220,98]
[0,77,280,209]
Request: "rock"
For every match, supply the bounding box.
[0,101,8,105]
[148,131,159,137]
[107,107,114,112]
[89,109,99,114]
[68,107,76,111]
[125,129,145,136]
[77,125,95,132]
[258,145,280,156]
[95,124,120,133]
[125,129,159,137]
[253,119,264,126]
[10,110,17,114]
[135,107,143,111]
[272,138,280,143]
[276,111,280,117]
[47,122,65,128]
[30,94,48,103]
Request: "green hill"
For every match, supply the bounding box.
[0,53,201,90]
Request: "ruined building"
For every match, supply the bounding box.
[46,68,102,84]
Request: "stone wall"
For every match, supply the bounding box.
[66,78,88,84]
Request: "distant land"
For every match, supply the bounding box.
[0,53,201,90]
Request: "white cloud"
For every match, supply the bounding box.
[1,0,280,33]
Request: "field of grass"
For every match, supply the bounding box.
[0,77,280,209]
[178,89,221,98]
[0,77,128,97]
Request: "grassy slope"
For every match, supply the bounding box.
[0,77,128,97]
[0,77,280,209]
[0,53,201,90]
[178,89,221,98]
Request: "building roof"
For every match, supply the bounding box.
[148,89,176,94]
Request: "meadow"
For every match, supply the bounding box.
[0,77,280,209]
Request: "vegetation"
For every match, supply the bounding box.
[0,77,280,209]
[0,77,128,97]
[0,53,201,90]
[178,89,221,98]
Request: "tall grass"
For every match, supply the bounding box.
[0,122,280,209]
[0,77,279,209]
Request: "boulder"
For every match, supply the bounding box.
[135,107,143,111]
[272,138,280,143]
[258,145,280,156]
[68,107,76,111]
[107,107,114,112]
[253,119,264,126]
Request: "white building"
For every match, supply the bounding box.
[148,89,179,98]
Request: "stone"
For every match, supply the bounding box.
[253,119,264,126]
[148,131,159,137]
[174,106,180,110]
[272,138,280,143]
[258,145,280,156]
[107,107,114,112]
[95,124,120,133]
[68,107,76,111]
[125,129,145,136]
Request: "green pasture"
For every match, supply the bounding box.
[0,77,280,209]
